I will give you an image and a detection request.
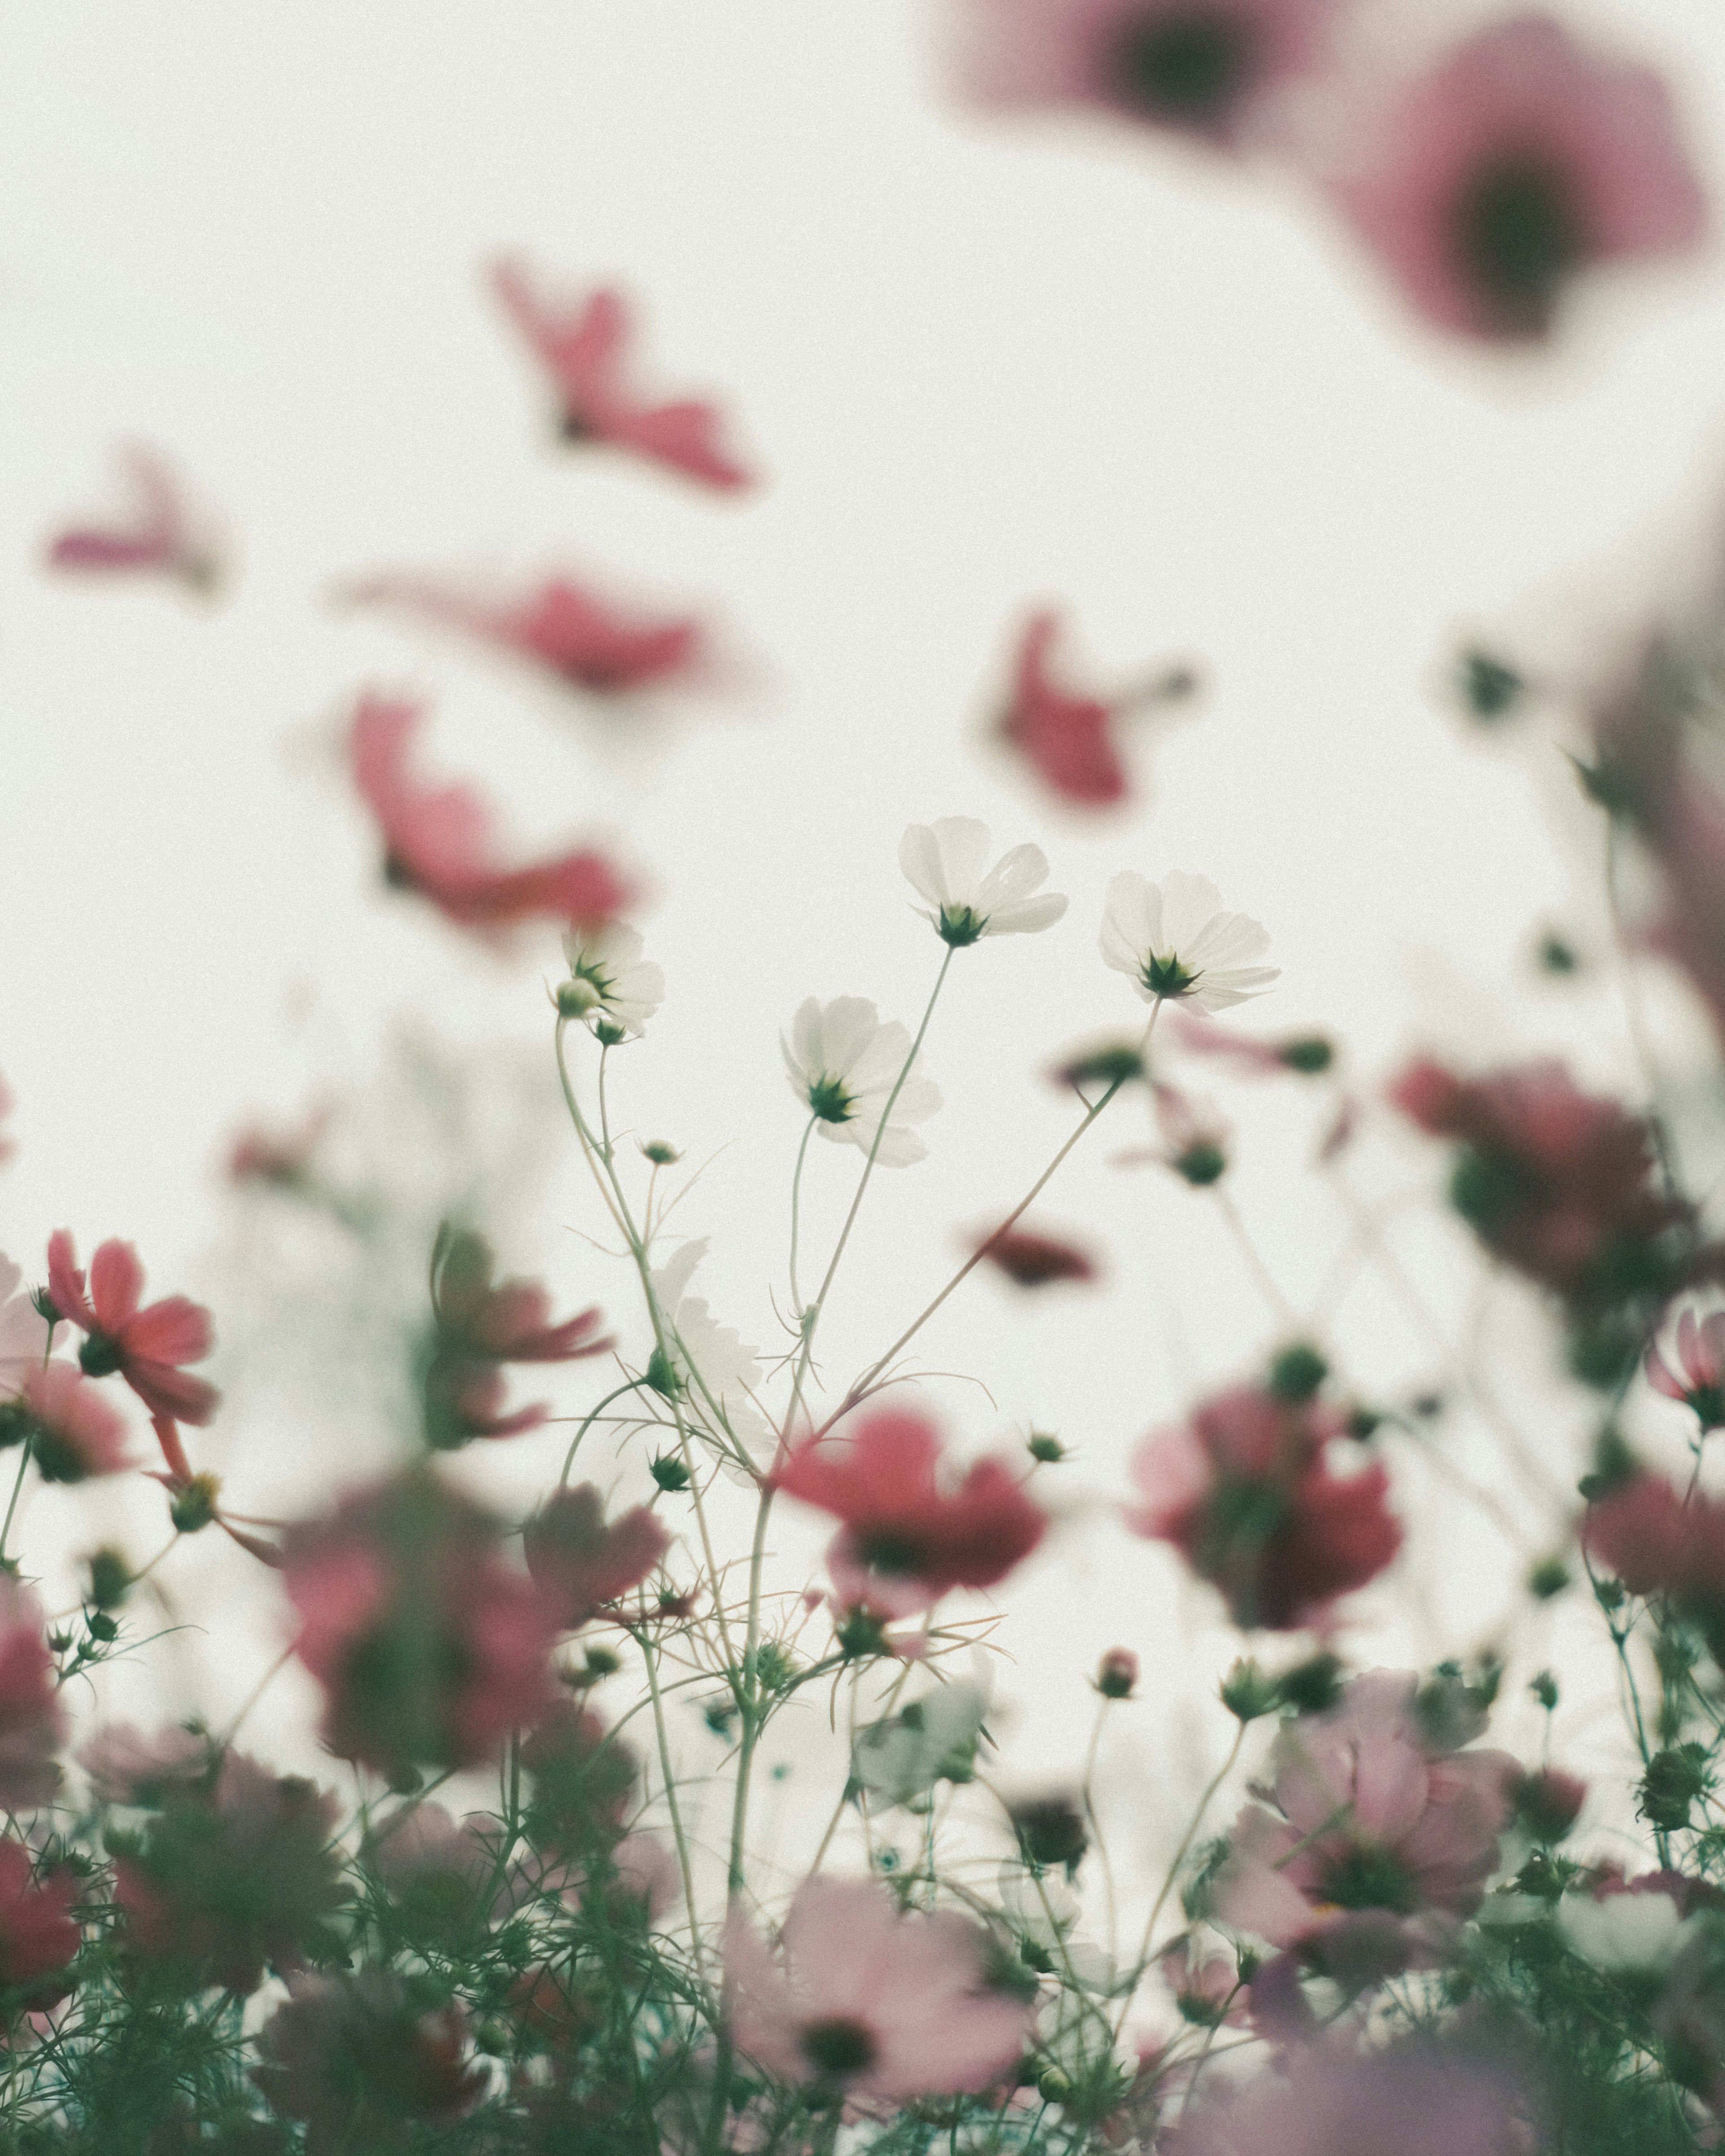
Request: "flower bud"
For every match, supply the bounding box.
[86,1547,130,1611]
[556,977,603,1021]
[1095,1649,1138,1700]
[168,1472,221,1534]
[1268,1343,1327,1404]
[1510,1766,1586,1842]
[640,1140,681,1166]
[1219,1658,1279,1723]
[1027,1431,1065,1464]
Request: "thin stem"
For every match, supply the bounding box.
[726,1488,778,1896]
[1210,1185,1298,1329]
[1113,1720,1245,2038]
[787,1114,818,1321]
[638,1628,709,2002]
[0,1441,32,1566]
[560,1378,655,1485]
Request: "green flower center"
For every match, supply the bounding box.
[937,906,986,948]
[1107,6,1254,126]
[1451,151,1586,335]
[799,2015,877,2078]
[1143,953,1198,998]
[807,1076,854,1125]
[1318,1840,1419,1914]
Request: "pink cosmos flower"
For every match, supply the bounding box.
[228,1108,331,1194]
[346,569,713,698]
[422,1227,612,1451]
[0,1841,80,2010]
[45,444,224,592]
[1586,1471,1725,1661]
[1161,1935,1248,2025]
[973,1224,1098,1288]
[1212,1670,1515,1982]
[1320,15,1707,342]
[44,1231,220,1427]
[0,1256,49,1399]
[78,1721,210,1807]
[522,1483,669,1631]
[0,1363,132,1483]
[490,258,754,490]
[954,0,1344,148]
[1648,1308,1725,1429]
[1171,1008,1335,1076]
[1127,1380,1400,1630]
[0,1580,65,1812]
[772,1409,1048,1619]
[723,1877,1033,2098]
[349,693,632,939]
[996,611,1193,808]
[1177,2036,1531,2156]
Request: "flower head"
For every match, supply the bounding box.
[723,1877,1034,2097]
[1321,14,1707,342]
[1177,2035,1530,2156]
[46,443,224,592]
[1648,1308,1725,1430]
[0,1257,49,1400]
[0,1841,79,2011]
[0,1363,132,1483]
[1101,870,1277,1011]
[523,1483,669,1631]
[490,259,754,490]
[44,1230,219,1427]
[649,1238,768,1466]
[899,818,1067,946]
[561,921,664,1038]
[421,1225,610,1450]
[0,1581,65,1812]
[974,1224,1098,1288]
[773,1407,1047,1617]
[782,997,942,1166]
[349,693,632,939]
[1588,1472,1725,1661]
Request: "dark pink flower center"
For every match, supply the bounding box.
[1450,150,1588,334]
[799,2015,877,2078]
[1106,7,1256,130]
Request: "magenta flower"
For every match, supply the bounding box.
[0,1840,79,2012]
[0,1580,65,1812]
[1179,2037,1531,2156]
[422,1227,611,1451]
[1322,15,1707,341]
[490,259,754,490]
[1,1363,132,1484]
[973,1223,1099,1288]
[1648,1308,1725,1430]
[254,1969,485,2154]
[723,1878,1033,2098]
[522,1484,669,1631]
[0,1256,49,1399]
[44,1231,219,1427]
[349,693,632,939]
[45,444,223,592]
[954,0,1344,148]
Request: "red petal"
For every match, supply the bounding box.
[88,1239,145,1330]
[125,1363,220,1427]
[123,1294,213,1367]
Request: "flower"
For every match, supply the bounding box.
[995,611,1131,807]
[1587,1471,1725,1660]
[0,1841,79,2011]
[1170,1007,1334,1075]
[279,1465,559,1778]
[0,1363,132,1483]
[421,1224,610,1450]
[773,1407,1047,1618]
[852,1666,993,1806]
[349,692,632,938]
[898,818,1067,946]
[78,1721,210,1807]
[522,1484,669,1630]
[649,1238,769,1464]
[1127,1378,1400,1630]
[1648,1308,1725,1429]
[997,1864,1114,1989]
[0,1256,49,1399]
[490,259,753,490]
[0,1581,65,1811]
[1177,2035,1530,2156]
[561,921,664,1038]
[973,1225,1098,1287]
[1320,14,1707,342]
[723,1877,1034,2097]
[1100,870,1278,1011]
[45,1231,220,1426]
[1212,1670,1516,1982]
[346,569,712,697]
[953,0,1344,147]
[1161,1934,1248,2024]
[45,443,223,592]
[782,997,942,1166]
[519,1701,638,1860]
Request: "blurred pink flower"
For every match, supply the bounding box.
[1178,2036,1531,2156]
[1321,15,1707,341]
[3,1363,132,1484]
[999,611,1130,806]
[1648,1307,1725,1428]
[523,1483,669,1631]
[0,1840,79,2010]
[46,1231,219,1427]
[973,1223,1098,1287]
[44,444,224,591]
[0,1580,64,1812]
[491,259,754,490]
[348,693,632,938]
[78,1721,209,1807]
[1171,1008,1335,1076]
[422,1227,612,1451]
[0,1256,49,1399]
[723,1877,1033,2097]
[254,1969,485,2153]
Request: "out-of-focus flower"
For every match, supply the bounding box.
[974,1224,1098,1288]
[1560,1876,1692,1971]
[1101,870,1277,1012]
[1161,1934,1248,2024]
[0,1256,49,1399]
[782,997,942,1166]
[280,1465,558,1779]
[774,1407,1046,1618]
[1588,1471,1725,1660]
[1143,1080,1231,1185]
[1128,1378,1399,1630]
[561,921,664,1039]
[113,1751,347,1995]
[1648,1308,1725,1429]
[1320,15,1707,343]
[520,1700,638,1860]
[349,693,632,939]
[45,444,224,592]
[78,1722,210,1807]
[345,569,712,697]
[852,1668,993,1806]
[45,1230,219,1427]
[1212,1671,1515,1983]
[899,818,1067,946]
[523,1483,669,1630]
[649,1238,768,1464]
[227,1109,332,1195]
[993,610,1194,808]
[370,1801,495,1937]
[953,0,1342,147]
[1170,1008,1334,1075]
[997,1864,1113,1989]
[421,1225,610,1451]
[0,1582,65,1812]
[254,1968,486,2154]
[0,1363,132,1483]
[723,1876,1034,2096]
[0,1841,79,2011]
[1097,1647,1139,1698]
[1508,1764,1587,1842]
[490,259,753,490]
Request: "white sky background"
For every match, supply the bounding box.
[7,0,1725,1912]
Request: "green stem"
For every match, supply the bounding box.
[559,1377,655,1485]
[787,1114,818,1320]
[0,1440,33,1567]
[1113,1720,1244,2038]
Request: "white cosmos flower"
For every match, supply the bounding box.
[1100,870,1278,1013]
[0,1256,48,1399]
[781,997,941,1167]
[997,1864,1115,1993]
[899,817,1067,946]
[650,1238,769,1467]
[560,922,664,1039]
[852,1662,994,1807]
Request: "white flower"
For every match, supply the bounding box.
[1557,1889,1692,1972]
[997,1864,1115,1993]
[899,818,1067,947]
[650,1239,769,1466]
[852,1667,993,1807]
[0,1256,48,1399]
[1100,870,1278,1012]
[781,997,941,1167]
[561,922,664,1039]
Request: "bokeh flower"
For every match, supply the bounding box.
[46,1230,220,1427]
[45,443,223,592]
[561,921,665,1038]
[1648,1308,1725,1430]
[522,1482,669,1630]
[0,1362,132,1483]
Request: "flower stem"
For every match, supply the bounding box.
[787,1114,818,1320]
[0,1441,32,1567]
[1113,1719,1244,2038]
[559,1377,655,1485]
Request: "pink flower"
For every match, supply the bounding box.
[422,1227,612,1451]
[349,693,632,939]
[522,1484,669,1631]
[773,1409,1048,1619]
[973,1224,1098,1288]
[0,1841,79,2011]
[0,1581,65,1812]
[1127,1380,1400,1630]
[954,0,1344,147]
[1586,1471,1725,1661]
[490,259,753,490]
[1648,1308,1725,1429]
[996,611,1193,808]
[227,1108,331,1194]
[78,1721,210,1807]
[280,1466,559,1778]
[254,1969,486,2153]
[45,1231,219,1427]
[44,444,223,591]
[1212,1670,1515,1981]
[0,1363,132,1483]
[0,1256,49,1399]
[346,569,712,697]
[1170,1008,1334,1076]
[1321,15,1707,342]
[1160,1935,1247,2025]
[1178,2036,1530,2156]
[723,1877,1033,2097]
